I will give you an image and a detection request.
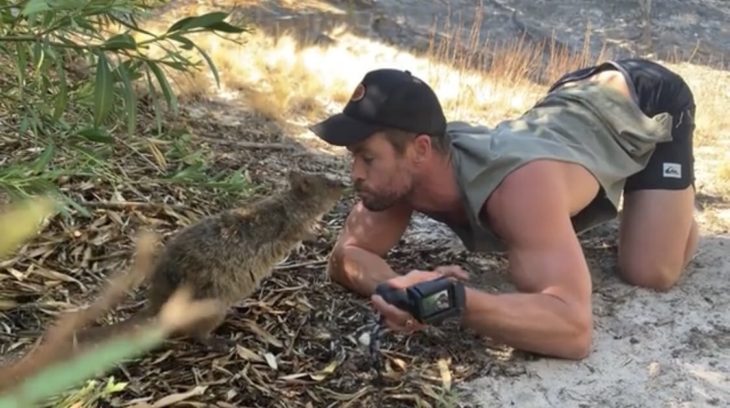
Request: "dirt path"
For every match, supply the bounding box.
[463,232,730,407]
[398,209,729,407]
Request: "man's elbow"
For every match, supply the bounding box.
[326,244,353,288]
[565,316,593,360]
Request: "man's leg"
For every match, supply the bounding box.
[618,187,699,291]
[617,106,698,291]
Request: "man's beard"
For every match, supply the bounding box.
[356,185,407,212]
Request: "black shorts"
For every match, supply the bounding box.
[549,58,696,192]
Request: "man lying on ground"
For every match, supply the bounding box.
[309,58,698,360]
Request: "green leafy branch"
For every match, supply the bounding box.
[1,0,247,137]
[0,0,251,207]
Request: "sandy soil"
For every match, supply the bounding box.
[397,207,729,407]
[464,233,729,407]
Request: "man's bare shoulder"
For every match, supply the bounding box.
[481,160,594,305]
[485,160,599,235]
[484,160,573,242]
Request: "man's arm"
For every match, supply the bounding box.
[327,200,413,296]
[462,162,594,359]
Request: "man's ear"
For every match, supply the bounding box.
[411,133,432,164]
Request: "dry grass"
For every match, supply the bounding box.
[661,61,730,199]
[716,160,730,200]
[43,0,730,196]
[662,61,730,146]
[142,1,620,128]
[144,0,730,199]
[129,0,728,138]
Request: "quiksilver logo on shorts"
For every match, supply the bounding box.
[663,163,682,179]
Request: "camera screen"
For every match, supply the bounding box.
[421,289,451,316]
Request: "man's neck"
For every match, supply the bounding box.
[407,154,462,217]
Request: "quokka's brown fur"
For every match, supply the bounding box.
[72,170,345,347]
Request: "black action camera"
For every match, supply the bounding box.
[375,276,466,325]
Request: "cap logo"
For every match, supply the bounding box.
[350,83,366,102]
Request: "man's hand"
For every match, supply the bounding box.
[370,265,469,333]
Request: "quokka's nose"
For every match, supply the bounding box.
[323,173,346,188]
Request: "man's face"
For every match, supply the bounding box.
[348,132,416,211]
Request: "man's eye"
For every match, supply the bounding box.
[363,156,374,163]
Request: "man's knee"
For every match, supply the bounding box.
[618,258,682,291]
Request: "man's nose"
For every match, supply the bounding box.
[351,157,365,181]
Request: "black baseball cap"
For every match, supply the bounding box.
[309,68,447,146]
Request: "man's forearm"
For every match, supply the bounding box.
[462,287,593,360]
[328,246,399,297]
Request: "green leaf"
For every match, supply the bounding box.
[21,0,51,16]
[169,34,195,50]
[93,53,114,127]
[103,33,137,51]
[19,116,29,134]
[170,162,205,181]
[1,12,18,25]
[41,6,53,25]
[146,61,177,113]
[72,15,95,31]
[103,377,127,393]
[166,11,228,33]
[191,42,220,88]
[53,54,68,120]
[32,144,56,174]
[48,0,89,10]
[208,21,247,33]
[0,326,167,408]
[0,196,57,260]
[116,63,137,136]
[126,60,145,80]
[144,70,163,133]
[15,43,27,91]
[55,192,91,219]
[31,42,44,74]
[78,127,113,143]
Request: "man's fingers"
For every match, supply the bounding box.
[386,270,437,289]
[434,265,470,281]
[371,294,412,320]
[371,294,423,332]
[383,316,424,333]
[383,267,468,291]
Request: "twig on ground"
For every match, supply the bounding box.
[80,200,189,211]
[195,136,296,150]
[274,259,327,270]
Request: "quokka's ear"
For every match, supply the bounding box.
[287,169,310,190]
[287,169,301,183]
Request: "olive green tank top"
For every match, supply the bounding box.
[443,81,674,252]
